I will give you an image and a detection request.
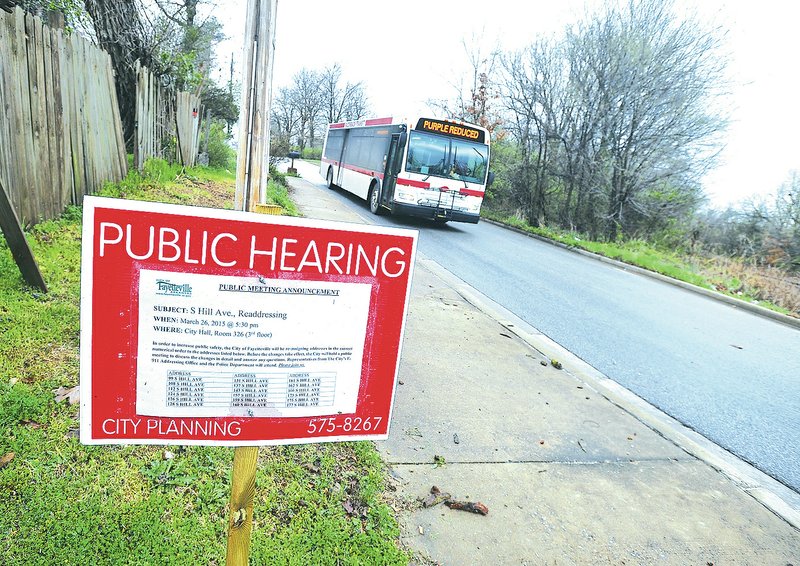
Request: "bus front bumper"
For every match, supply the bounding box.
[391,202,480,224]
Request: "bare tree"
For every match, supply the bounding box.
[318,63,369,125]
[494,0,727,239]
[500,38,570,227]
[286,68,323,150]
[569,0,727,239]
[271,86,302,146]
[774,171,800,234]
[272,65,370,151]
[428,33,503,135]
[762,171,800,268]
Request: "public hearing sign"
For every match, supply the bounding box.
[79,196,417,445]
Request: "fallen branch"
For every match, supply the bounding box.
[444,500,489,515]
[420,486,451,508]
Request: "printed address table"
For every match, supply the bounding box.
[165,370,336,410]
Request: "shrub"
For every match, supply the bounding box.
[269,135,292,168]
[205,121,236,170]
[301,147,322,160]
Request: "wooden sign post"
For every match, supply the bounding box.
[0,177,47,291]
[224,193,281,565]
[226,446,259,565]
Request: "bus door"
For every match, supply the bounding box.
[335,130,349,186]
[382,133,404,208]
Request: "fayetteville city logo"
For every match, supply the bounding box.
[155,279,192,298]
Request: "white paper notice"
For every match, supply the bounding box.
[136,270,372,418]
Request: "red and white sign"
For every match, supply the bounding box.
[79,196,417,445]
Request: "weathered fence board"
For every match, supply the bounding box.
[0,177,47,291]
[0,6,126,226]
[0,17,13,211]
[175,91,201,168]
[55,29,74,208]
[26,12,47,219]
[9,9,37,219]
[134,61,167,171]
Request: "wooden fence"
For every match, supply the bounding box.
[135,62,202,170]
[175,91,202,168]
[133,61,171,171]
[0,6,126,226]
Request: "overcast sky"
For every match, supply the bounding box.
[215,0,800,209]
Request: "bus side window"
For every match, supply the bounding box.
[325,129,344,161]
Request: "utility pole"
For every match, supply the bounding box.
[227,52,234,136]
[235,0,278,212]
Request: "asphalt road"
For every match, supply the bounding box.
[293,161,800,493]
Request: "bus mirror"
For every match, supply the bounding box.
[487,171,496,186]
[398,131,407,148]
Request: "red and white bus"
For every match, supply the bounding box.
[319,117,492,223]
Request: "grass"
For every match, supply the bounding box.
[267,168,300,216]
[694,256,800,315]
[99,159,237,209]
[483,210,799,318]
[100,160,302,218]
[0,160,408,565]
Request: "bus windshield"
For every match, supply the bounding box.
[405,131,488,184]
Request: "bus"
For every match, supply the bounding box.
[319,117,492,223]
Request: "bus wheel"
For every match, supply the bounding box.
[326,167,335,189]
[369,183,384,215]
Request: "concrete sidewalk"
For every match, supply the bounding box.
[284,169,800,565]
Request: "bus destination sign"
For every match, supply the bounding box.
[416,118,486,143]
